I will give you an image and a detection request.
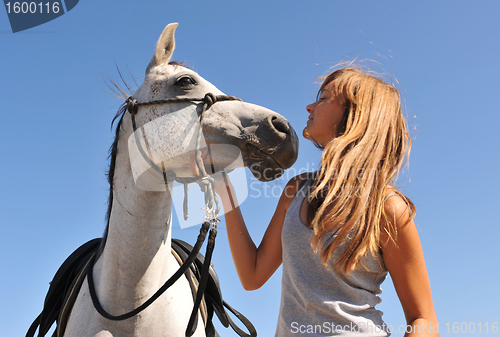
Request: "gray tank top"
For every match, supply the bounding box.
[276,177,390,336]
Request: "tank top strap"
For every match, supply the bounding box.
[294,172,315,199]
[384,193,399,202]
[384,192,414,216]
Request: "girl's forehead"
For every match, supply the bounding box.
[319,81,338,96]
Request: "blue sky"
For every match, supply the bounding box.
[1,1,499,336]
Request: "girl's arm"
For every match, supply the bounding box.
[214,173,305,290]
[381,196,439,337]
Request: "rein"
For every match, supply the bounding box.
[87,93,246,337]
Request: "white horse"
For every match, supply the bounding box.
[57,23,298,337]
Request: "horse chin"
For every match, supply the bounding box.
[197,148,283,182]
[243,144,285,182]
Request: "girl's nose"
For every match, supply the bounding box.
[306,102,315,113]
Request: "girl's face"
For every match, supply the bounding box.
[303,81,345,148]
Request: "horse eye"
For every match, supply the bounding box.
[176,77,196,87]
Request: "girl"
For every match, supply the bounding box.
[196,66,438,336]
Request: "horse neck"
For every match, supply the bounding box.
[93,119,176,313]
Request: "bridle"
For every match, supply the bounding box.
[86,93,250,337]
[128,93,242,218]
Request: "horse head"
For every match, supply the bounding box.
[124,23,298,190]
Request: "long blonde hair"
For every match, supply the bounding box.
[307,66,416,273]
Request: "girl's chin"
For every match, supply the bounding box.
[302,127,311,140]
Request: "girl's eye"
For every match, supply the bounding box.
[316,91,328,102]
[176,77,196,87]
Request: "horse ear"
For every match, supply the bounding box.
[146,22,178,74]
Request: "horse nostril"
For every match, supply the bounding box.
[270,115,290,136]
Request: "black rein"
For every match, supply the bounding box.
[86,93,243,337]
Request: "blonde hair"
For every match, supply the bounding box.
[307,66,416,273]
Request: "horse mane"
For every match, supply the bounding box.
[96,103,127,258]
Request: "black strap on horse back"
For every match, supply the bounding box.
[26,238,101,337]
